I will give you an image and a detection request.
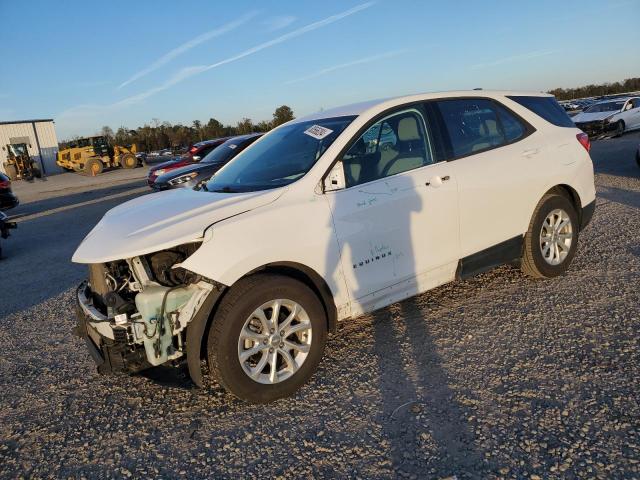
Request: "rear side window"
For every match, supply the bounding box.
[507,96,575,128]
[432,99,518,158]
[495,104,525,142]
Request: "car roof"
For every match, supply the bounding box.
[194,138,229,147]
[224,133,263,144]
[591,97,632,105]
[291,90,554,124]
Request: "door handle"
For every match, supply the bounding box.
[425,175,450,187]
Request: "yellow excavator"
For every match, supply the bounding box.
[56,136,140,176]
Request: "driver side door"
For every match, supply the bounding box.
[323,106,460,315]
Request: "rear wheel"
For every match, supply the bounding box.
[207,274,327,403]
[84,158,103,176]
[120,153,137,169]
[521,193,579,278]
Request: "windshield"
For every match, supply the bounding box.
[585,101,624,113]
[201,136,256,165]
[206,116,355,193]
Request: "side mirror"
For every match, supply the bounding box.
[192,155,201,161]
[323,160,346,192]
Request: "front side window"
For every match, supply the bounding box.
[434,99,507,158]
[206,116,354,193]
[341,109,433,187]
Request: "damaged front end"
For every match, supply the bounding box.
[74,242,223,385]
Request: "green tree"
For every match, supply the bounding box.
[192,120,203,141]
[272,105,294,127]
[236,118,254,135]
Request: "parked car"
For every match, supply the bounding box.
[0,172,19,210]
[73,90,595,403]
[152,134,263,191]
[0,210,17,258]
[147,138,228,187]
[572,97,640,137]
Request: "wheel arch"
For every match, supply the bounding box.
[547,184,584,226]
[189,261,338,388]
[241,261,338,334]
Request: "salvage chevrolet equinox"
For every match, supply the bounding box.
[73,91,596,403]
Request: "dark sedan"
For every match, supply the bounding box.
[151,134,262,191]
[0,173,19,210]
[147,138,229,187]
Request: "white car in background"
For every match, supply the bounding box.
[572,97,640,137]
[73,90,596,403]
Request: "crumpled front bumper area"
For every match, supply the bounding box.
[73,282,149,375]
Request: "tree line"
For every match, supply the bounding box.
[548,77,640,101]
[60,76,640,150]
[60,105,295,152]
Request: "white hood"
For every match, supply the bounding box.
[72,187,283,264]
[572,111,617,123]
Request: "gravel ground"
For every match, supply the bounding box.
[0,133,639,479]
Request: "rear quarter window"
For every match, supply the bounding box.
[507,96,575,128]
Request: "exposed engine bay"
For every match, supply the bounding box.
[75,242,219,375]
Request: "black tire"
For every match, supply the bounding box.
[120,153,137,169]
[207,274,327,403]
[614,120,625,137]
[84,158,103,176]
[636,150,640,168]
[521,192,580,278]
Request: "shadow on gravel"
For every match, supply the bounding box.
[140,365,195,390]
[598,186,640,209]
[372,297,487,477]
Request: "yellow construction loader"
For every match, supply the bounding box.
[56,136,140,176]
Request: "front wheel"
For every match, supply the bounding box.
[120,153,137,169]
[521,193,579,278]
[207,274,327,403]
[614,120,625,137]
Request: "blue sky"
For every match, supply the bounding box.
[1,0,639,139]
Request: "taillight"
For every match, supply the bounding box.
[0,179,10,189]
[576,132,590,152]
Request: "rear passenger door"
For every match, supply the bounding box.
[428,97,541,258]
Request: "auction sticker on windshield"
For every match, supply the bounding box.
[304,125,333,140]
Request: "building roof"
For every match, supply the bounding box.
[0,119,54,126]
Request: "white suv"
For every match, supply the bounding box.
[73,91,596,402]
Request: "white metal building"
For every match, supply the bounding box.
[0,119,62,176]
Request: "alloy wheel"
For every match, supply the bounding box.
[539,208,573,266]
[237,299,312,384]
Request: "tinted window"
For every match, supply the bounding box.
[341,109,433,187]
[584,101,625,113]
[434,99,506,157]
[207,116,354,193]
[495,104,525,142]
[202,136,259,165]
[507,95,575,128]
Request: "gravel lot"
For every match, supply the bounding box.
[1,134,639,479]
